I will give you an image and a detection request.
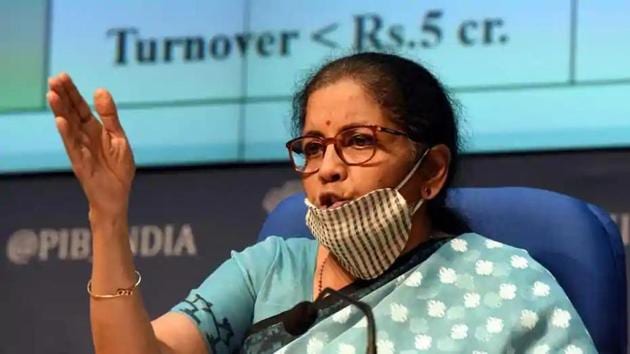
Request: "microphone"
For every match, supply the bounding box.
[281,288,376,354]
[282,301,318,336]
[319,288,377,354]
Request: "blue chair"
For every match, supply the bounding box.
[257,187,627,354]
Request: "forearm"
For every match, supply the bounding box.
[88,209,166,354]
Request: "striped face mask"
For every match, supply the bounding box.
[305,148,430,280]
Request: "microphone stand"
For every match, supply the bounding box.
[319,288,377,354]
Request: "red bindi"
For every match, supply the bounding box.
[325,120,331,126]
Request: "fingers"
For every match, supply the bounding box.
[46,89,70,123]
[54,114,85,172]
[93,88,125,137]
[48,91,83,161]
[48,73,82,133]
[47,78,94,176]
[48,72,105,149]
[58,72,93,123]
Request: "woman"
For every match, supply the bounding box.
[46,52,596,353]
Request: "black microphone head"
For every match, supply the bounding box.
[282,301,318,336]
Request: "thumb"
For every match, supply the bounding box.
[93,88,124,136]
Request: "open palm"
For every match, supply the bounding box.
[47,73,135,215]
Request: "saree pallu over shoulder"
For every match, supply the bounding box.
[243,233,597,354]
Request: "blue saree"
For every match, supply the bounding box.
[172,233,596,353]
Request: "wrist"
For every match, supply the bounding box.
[88,206,128,225]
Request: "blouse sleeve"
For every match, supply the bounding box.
[170,237,282,354]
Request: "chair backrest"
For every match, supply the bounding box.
[257,187,627,354]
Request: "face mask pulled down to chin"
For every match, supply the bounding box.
[304,148,431,280]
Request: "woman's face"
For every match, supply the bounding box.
[301,79,423,209]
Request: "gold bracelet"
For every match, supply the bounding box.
[87,270,142,299]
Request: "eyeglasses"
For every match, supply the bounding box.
[285,124,414,174]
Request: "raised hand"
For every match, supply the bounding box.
[47,73,135,217]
